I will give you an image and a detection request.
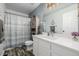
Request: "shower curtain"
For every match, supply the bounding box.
[4,13,31,48]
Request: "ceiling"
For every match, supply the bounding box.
[5,3,40,14]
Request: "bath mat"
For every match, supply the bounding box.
[3,47,34,56]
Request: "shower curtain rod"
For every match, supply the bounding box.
[5,11,28,17]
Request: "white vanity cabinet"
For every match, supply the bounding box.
[33,35,79,56]
[33,36,50,56]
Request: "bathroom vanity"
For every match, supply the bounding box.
[33,34,79,56]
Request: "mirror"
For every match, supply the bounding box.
[43,4,78,35]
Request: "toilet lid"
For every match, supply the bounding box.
[25,41,33,45]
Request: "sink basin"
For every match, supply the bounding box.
[40,33,66,40]
[42,32,48,36]
[41,35,60,40]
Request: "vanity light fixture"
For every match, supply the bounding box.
[47,3,57,9]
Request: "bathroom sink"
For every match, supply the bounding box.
[52,36,65,40]
[39,33,65,40]
[40,34,60,40]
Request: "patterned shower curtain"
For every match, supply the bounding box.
[4,13,31,48]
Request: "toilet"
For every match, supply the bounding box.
[24,40,33,50]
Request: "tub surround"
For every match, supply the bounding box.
[33,33,79,56]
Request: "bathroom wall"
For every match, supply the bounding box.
[30,3,78,33]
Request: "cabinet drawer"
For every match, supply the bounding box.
[53,43,79,56]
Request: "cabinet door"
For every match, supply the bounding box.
[0,42,4,55]
[52,43,79,56]
[38,39,50,56]
[33,37,39,56]
[51,43,62,56]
